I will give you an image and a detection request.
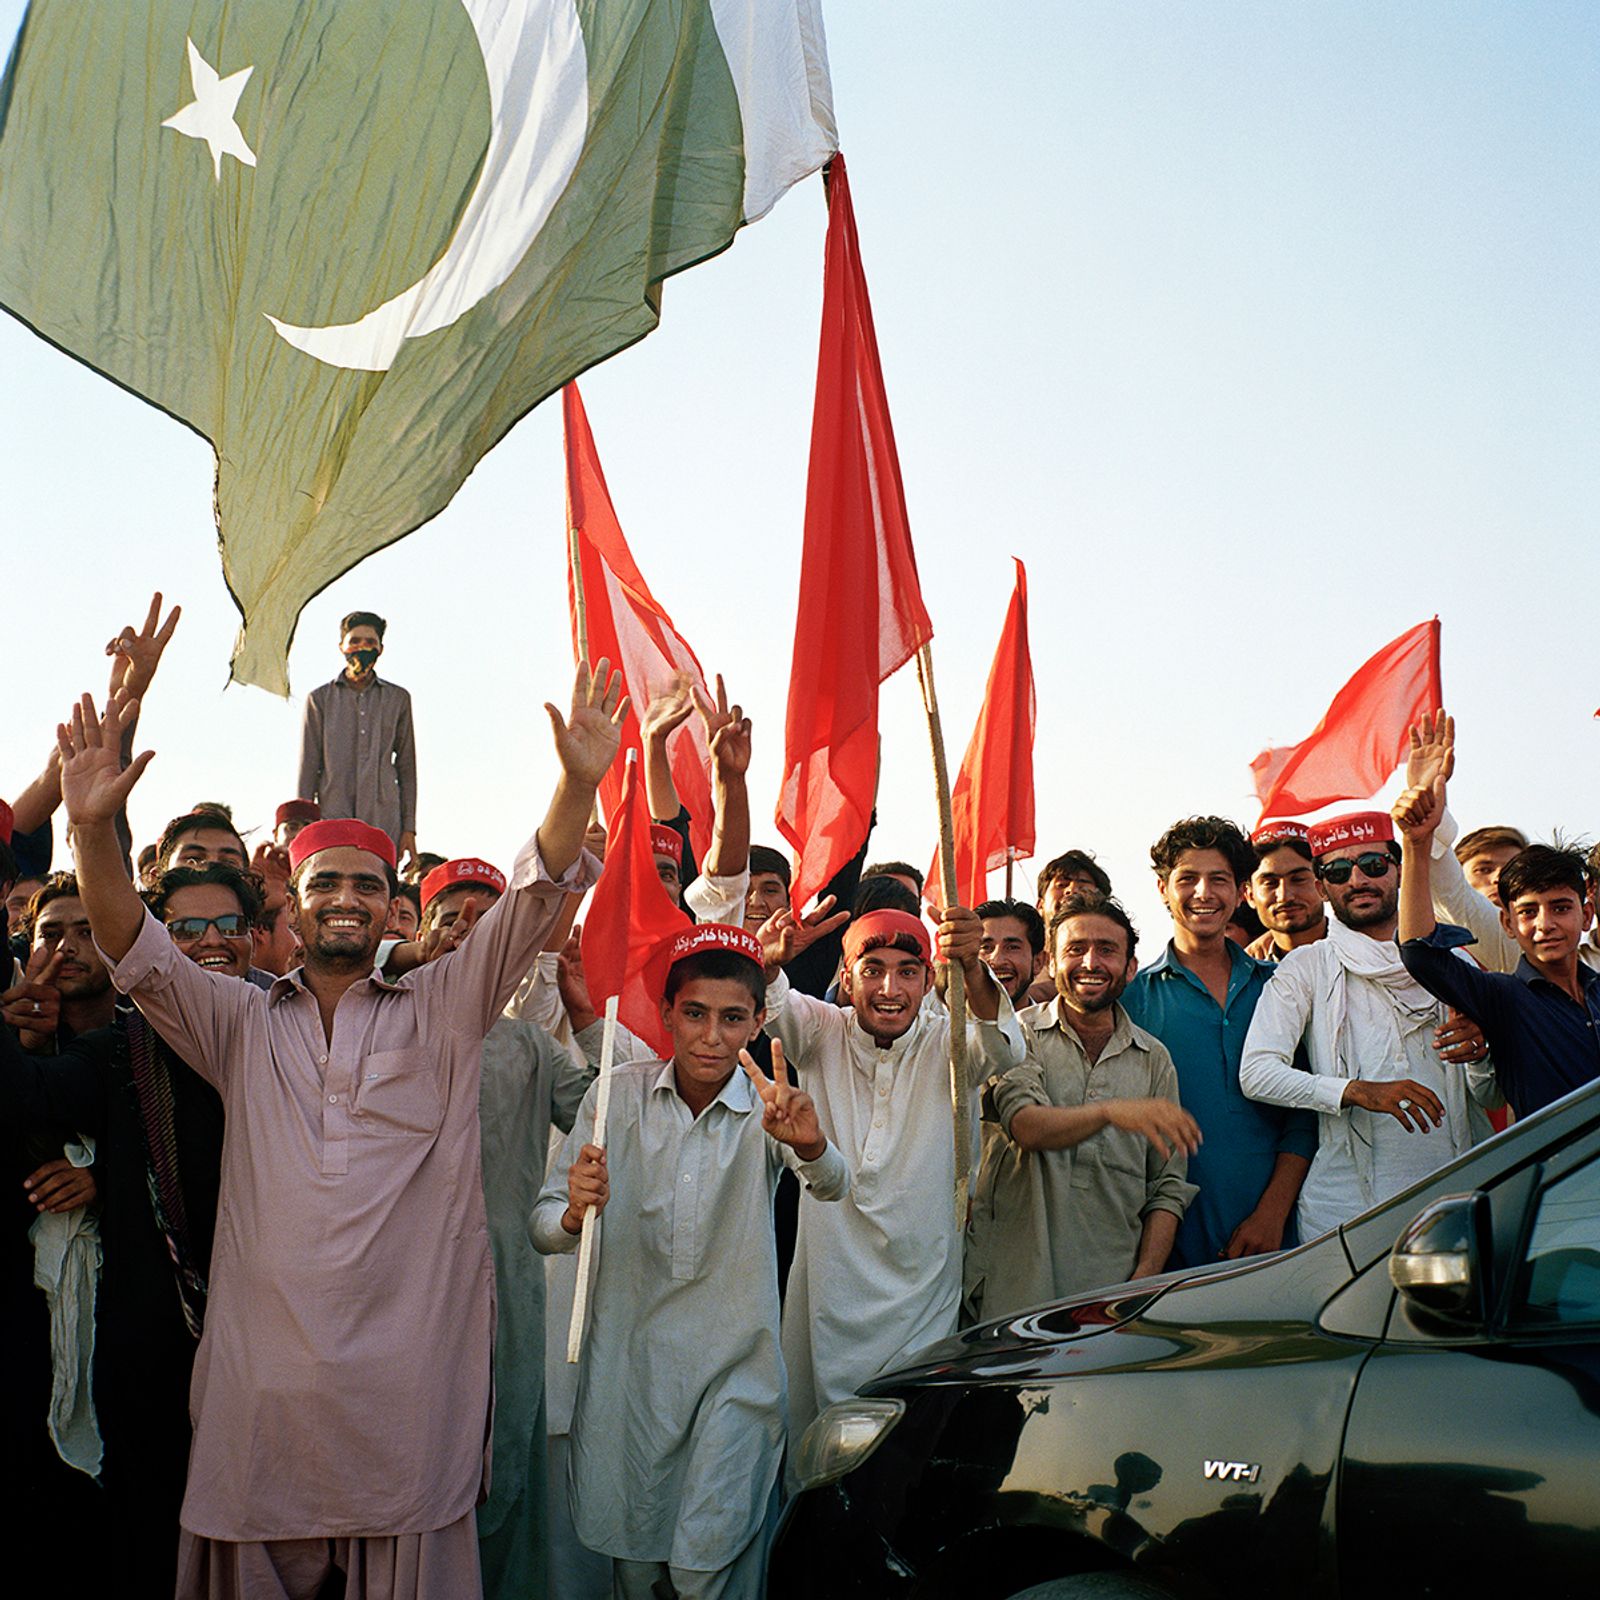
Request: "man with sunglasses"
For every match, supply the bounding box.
[1240,813,1496,1244]
[0,861,258,1591]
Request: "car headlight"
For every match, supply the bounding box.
[792,1398,905,1490]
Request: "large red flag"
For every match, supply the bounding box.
[929,560,1035,906]
[776,155,933,908]
[564,382,714,863]
[1251,618,1441,822]
[580,753,692,1060]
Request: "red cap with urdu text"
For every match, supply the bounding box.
[649,825,684,866]
[843,909,933,968]
[1252,820,1310,848]
[287,818,397,872]
[646,922,766,1005]
[421,858,507,909]
[1306,812,1394,858]
[275,799,322,828]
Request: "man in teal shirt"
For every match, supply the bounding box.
[1123,817,1316,1268]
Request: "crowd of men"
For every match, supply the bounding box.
[4,601,1598,1600]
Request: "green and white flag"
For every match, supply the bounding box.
[0,2,835,691]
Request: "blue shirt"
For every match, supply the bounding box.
[1124,941,1318,1268]
[1399,924,1600,1119]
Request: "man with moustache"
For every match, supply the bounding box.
[976,899,1047,1006]
[1240,813,1495,1242]
[968,894,1198,1321]
[58,662,620,1600]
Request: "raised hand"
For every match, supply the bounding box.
[556,927,598,1033]
[755,896,849,974]
[106,591,181,701]
[251,839,291,883]
[547,658,629,789]
[420,896,481,965]
[1104,1097,1204,1161]
[740,1041,825,1158]
[936,905,981,968]
[1392,781,1444,842]
[57,692,154,826]
[694,675,752,777]
[1,947,64,1050]
[1404,708,1455,794]
[641,674,696,746]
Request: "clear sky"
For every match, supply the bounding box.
[3,2,1595,942]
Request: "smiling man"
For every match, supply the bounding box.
[968,894,1199,1319]
[758,902,1025,1447]
[1245,821,1327,960]
[1240,812,1495,1242]
[975,898,1046,1005]
[58,662,621,1600]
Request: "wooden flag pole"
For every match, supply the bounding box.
[566,992,619,1363]
[569,525,591,663]
[1004,852,1014,900]
[914,640,972,1231]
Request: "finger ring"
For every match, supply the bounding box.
[31,1001,41,1015]
[1398,1098,1413,1110]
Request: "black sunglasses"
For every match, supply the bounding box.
[1315,852,1394,885]
[165,913,250,942]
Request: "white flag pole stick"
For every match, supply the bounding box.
[566,993,619,1363]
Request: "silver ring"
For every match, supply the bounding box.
[30,1000,41,1015]
[1398,1097,1413,1110]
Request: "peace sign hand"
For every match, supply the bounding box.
[740,1040,826,1160]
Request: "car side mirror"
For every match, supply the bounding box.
[1389,1192,1490,1328]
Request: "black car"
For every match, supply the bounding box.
[770,1080,1600,1599]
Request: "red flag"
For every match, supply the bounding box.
[776,154,933,908]
[580,753,691,1060]
[1251,618,1441,822]
[929,560,1035,906]
[564,382,714,863]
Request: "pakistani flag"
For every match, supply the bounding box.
[0,2,835,692]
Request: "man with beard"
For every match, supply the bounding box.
[59,661,619,1600]
[976,899,1047,1006]
[758,903,1024,1446]
[1121,819,1317,1269]
[966,895,1198,1321]
[296,611,419,873]
[1244,822,1327,960]
[1241,813,1495,1242]
[1,863,253,1591]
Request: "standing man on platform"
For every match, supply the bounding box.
[298,612,419,874]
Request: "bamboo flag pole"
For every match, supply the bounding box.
[914,640,972,1231]
[569,525,591,663]
[567,992,619,1363]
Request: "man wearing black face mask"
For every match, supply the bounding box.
[296,611,420,872]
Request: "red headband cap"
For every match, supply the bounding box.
[1306,812,1394,857]
[649,825,684,866]
[660,922,764,974]
[1252,820,1310,848]
[288,819,397,872]
[843,909,932,968]
[421,858,507,909]
[275,799,321,828]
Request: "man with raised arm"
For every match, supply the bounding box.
[59,663,623,1600]
[757,900,1025,1445]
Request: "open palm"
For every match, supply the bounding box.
[548,658,629,787]
[57,693,153,825]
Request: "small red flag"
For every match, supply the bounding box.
[1251,619,1441,822]
[929,560,1036,906]
[564,382,714,863]
[580,753,692,1060]
[776,154,933,908]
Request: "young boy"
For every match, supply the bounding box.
[1395,752,1600,1117]
[532,925,848,1600]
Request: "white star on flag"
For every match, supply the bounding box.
[161,37,257,181]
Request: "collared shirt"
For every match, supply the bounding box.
[297,671,417,843]
[532,1059,847,1568]
[101,836,594,1541]
[1400,923,1600,1118]
[967,997,1195,1318]
[1124,942,1316,1267]
[764,970,1025,1442]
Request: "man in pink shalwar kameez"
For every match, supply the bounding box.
[59,664,627,1600]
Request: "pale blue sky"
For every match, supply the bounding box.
[3,2,1595,939]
